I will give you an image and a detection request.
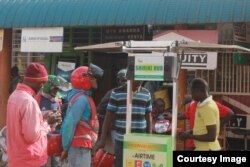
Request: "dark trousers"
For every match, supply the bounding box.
[114,140,123,167]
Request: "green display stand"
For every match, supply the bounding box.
[123,133,172,167]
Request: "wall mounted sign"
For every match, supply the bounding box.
[102,26,152,42]
[21,27,63,52]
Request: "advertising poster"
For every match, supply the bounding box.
[57,61,75,82]
[134,54,164,81]
[123,133,172,167]
[21,27,63,52]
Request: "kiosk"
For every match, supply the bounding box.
[75,40,250,167]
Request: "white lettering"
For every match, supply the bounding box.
[177,155,183,162]
[220,155,247,164]
[192,55,199,62]
[176,155,217,164]
[237,118,242,127]
[181,54,207,63]
[200,55,207,63]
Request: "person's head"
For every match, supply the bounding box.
[132,80,143,92]
[116,68,127,86]
[43,75,61,97]
[153,98,165,113]
[23,63,48,93]
[71,63,104,90]
[11,66,19,77]
[190,78,209,102]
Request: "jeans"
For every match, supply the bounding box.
[68,147,91,167]
[114,140,123,167]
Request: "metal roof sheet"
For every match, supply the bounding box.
[0,0,250,28]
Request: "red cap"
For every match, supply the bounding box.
[24,63,48,83]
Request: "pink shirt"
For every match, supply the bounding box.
[7,84,49,167]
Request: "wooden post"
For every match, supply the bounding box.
[0,29,12,128]
[176,69,187,150]
[174,24,188,150]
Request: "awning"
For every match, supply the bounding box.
[178,42,250,53]
[74,41,124,53]
[0,0,250,28]
[74,41,250,54]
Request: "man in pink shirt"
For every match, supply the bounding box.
[7,63,58,167]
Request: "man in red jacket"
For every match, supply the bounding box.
[179,95,234,150]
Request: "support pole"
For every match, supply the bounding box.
[171,80,178,150]
[126,80,132,134]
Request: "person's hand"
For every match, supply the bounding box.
[60,150,68,161]
[47,112,62,125]
[92,140,105,155]
[162,112,172,120]
[177,131,191,140]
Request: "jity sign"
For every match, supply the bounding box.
[180,52,217,70]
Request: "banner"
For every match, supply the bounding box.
[0,29,3,51]
[21,27,63,52]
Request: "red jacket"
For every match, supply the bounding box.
[70,93,99,148]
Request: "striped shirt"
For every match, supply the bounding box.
[107,85,152,141]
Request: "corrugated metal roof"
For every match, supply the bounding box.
[0,0,250,28]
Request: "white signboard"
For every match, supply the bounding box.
[0,29,3,51]
[134,54,164,81]
[180,52,217,70]
[21,27,63,52]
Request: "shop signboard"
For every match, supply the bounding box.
[0,29,3,51]
[232,23,250,64]
[102,26,152,42]
[228,115,247,128]
[127,52,180,81]
[133,54,164,81]
[123,133,172,167]
[21,27,63,52]
[180,52,218,70]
